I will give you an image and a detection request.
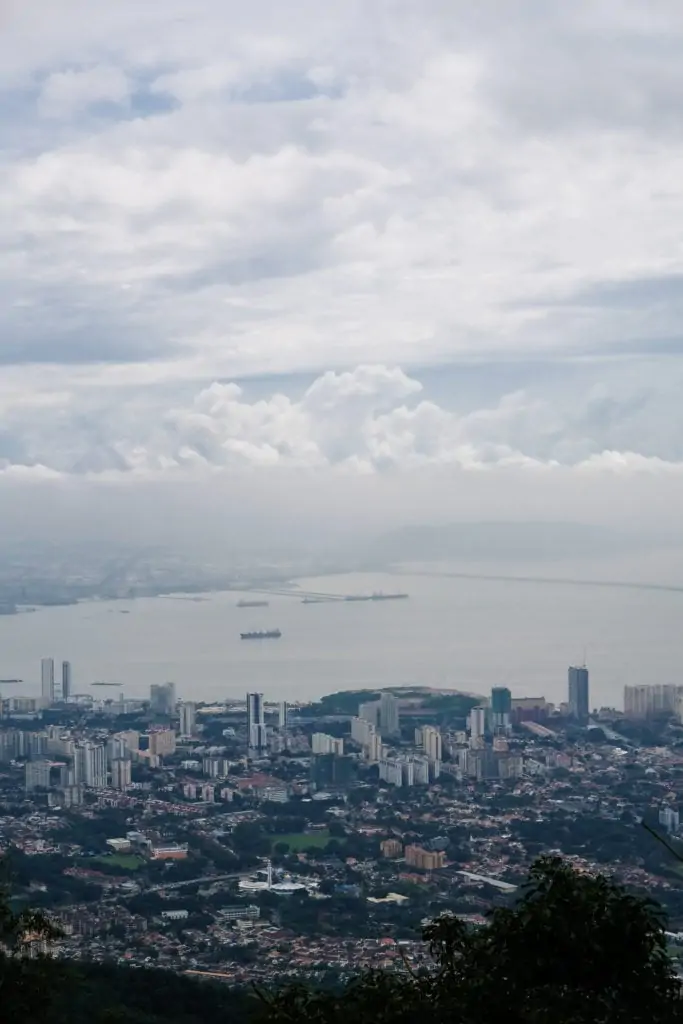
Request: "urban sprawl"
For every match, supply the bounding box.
[3,662,683,983]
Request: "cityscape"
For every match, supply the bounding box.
[3,657,683,983]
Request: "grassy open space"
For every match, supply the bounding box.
[271,830,331,851]
[91,853,144,870]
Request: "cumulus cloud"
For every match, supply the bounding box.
[1,1,683,492]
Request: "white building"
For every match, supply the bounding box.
[179,701,197,737]
[311,732,344,756]
[41,658,55,706]
[358,701,379,727]
[110,758,132,790]
[74,741,107,789]
[379,758,404,786]
[468,706,487,746]
[660,806,680,833]
[379,692,400,736]
[421,726,442,764]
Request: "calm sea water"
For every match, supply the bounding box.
[0,569,681,708]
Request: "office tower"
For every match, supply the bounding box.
[379,692,400,736]
[246,692,267,753]
[568,665,590,722]
[61,661,72,702]
[421,725,442,764]
[490,686,512,731]
[179,702,197,738]
[311,732,344,755]
[41,658,55,705]
[358,700,379,727]
[147,729,176,757]
[150,682,176,715]
[310,753,355,790]
[110,758,132,790]
[468,706,487,745]
[25,760,52,792]
[74,741,107,789]
[278,701,289,730]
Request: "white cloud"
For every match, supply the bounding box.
[38,65,132,118]
[1,1,683,491]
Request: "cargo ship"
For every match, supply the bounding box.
[237,599,270,608]
[240,629,282,640]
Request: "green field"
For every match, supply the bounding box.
[91,854,144,871]
[271,830,331,851]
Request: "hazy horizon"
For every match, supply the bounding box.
[2,3,683,676]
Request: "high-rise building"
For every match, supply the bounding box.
[358,700,380,727]
[568,666,590,722]
[74,741,107,789]
[379,692,400,736]
[659,806,680,834]
[380,838,403,859]
[311,732,344,755]
[179,702,197,737]
[310,753,355,790]
[421,726,442,764]
[278,701,289,731]
[41,658,55,705]
[404,845,446,871]
[468,706,487,745]
[110,758,132,790]
[147,729,176,758]
[247,692,267,753]
[490,687,512,731]
[61,661,72,702]
[150,682,176,715]
[25,760,52,792]
[624,684,683,720]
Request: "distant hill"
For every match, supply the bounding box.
[370,521,633,564]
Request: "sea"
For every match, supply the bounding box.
[0,567,682,708]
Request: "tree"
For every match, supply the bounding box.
[261,856,682,1024]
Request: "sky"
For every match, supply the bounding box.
[2,1,683,550]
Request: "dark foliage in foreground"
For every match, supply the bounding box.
[1,857,682,1023]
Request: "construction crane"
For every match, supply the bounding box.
[91,681,122,687]
[0,679,22,684]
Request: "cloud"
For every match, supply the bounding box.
[1,0,683,493]
[38,65,132,119]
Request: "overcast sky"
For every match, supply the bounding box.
[2,1,683,546]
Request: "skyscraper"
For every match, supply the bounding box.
[379,692,400,736]
[41,658,55,705]
[74,741,107,789]
[110,758,132,791]
[421,725,442,764]
[490,686,512,732]
[25,760,52,792]
[150,682,176,715]
[469,706,487,746]
[179,702,197,737]
[568,665,590,722]
[247,692,267,753]
[61,661,72,702]
[277,701,289,731]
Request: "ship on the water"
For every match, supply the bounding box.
[343,591,409,602]
[240,629,282,640]
[237,599,270,608]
